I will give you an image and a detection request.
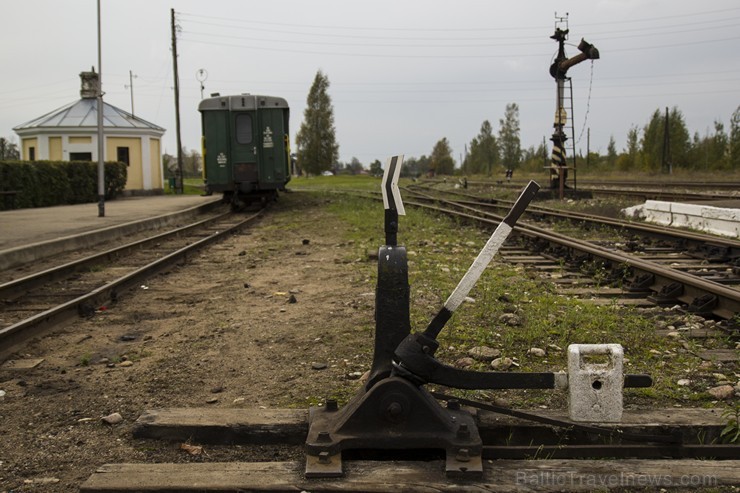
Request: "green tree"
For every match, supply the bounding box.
[182,147,201,177]
[689,121,729,170]
[709,121,729,168]
[617,125,641,171]
[0,137,20,160]
[465,120,499,175]
[369,159,383,177]
[401,155,430,177]
[606,135,618,168]
[430,138,455,175]
[731,106,740,169]
[640,107,690,172]
[295,70,339,175]
[499,103,521,169]
[347,157,364,175]
[640,109,664,172]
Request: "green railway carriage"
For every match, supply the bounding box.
[199,94,290,207]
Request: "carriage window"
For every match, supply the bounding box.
[235,114,253,144]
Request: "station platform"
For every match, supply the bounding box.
[0,195,222,270]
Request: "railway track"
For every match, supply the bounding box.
[575,179,740,191]
[400,187,740,322]
[0,207,266,357]
[413,185,740,260]
[441,178,739,202]
[579,187,737,202]
[77,186,739,492]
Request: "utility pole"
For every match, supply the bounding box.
[662,106,672,175]
[171,8,184,194]
[125,70,137,117]
[96,0,105,217]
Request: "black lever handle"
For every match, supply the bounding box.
[394,332,653,390]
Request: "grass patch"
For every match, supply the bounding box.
[290,174,382,191]
[305,186,734,409]
[165,177,205,195]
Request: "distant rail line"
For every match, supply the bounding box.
[436,178,739,202]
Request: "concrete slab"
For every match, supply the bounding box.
[623,200,740,238]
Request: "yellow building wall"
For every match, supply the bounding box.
[22,138,37,160]
[107,137,142,190]
[69,136,92,144]
[150,138,162,189]
[49,137,63,160]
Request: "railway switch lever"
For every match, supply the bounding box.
[305,170,652,479]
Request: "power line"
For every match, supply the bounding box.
[178,14,739,43]
[180,28,550,48]
[178,37,550,58]
[177,7,740,33]
[179,33,740,59]
[179,17,739,49]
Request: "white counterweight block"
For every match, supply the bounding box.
[567,344,624,422]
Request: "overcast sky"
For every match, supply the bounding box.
[2,0,739,167]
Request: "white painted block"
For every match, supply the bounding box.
[622,201,740,238]
[567,344,624,423]
[646,200,671,212]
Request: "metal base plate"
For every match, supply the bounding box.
[305,377,482,478]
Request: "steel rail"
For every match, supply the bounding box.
[0,209,264,357]
[582,187,734,202]
[420,179,740,200]
[405,187,740,253]
[402,197,740,319]
[575,179,740,190]
[0,210,233,301]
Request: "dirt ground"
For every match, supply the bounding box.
[0,192,379,492]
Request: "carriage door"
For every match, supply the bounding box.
[201,110,230,187]
[231,111,258,189]
[257,108,286,187]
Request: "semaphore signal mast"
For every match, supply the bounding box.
[548,13,600,198]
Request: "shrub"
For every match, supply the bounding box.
[0,160,127,210]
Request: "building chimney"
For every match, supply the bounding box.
[80,68,99,99]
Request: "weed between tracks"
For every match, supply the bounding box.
[320,191,735,410]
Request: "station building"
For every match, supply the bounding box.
[13,70,166,194]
